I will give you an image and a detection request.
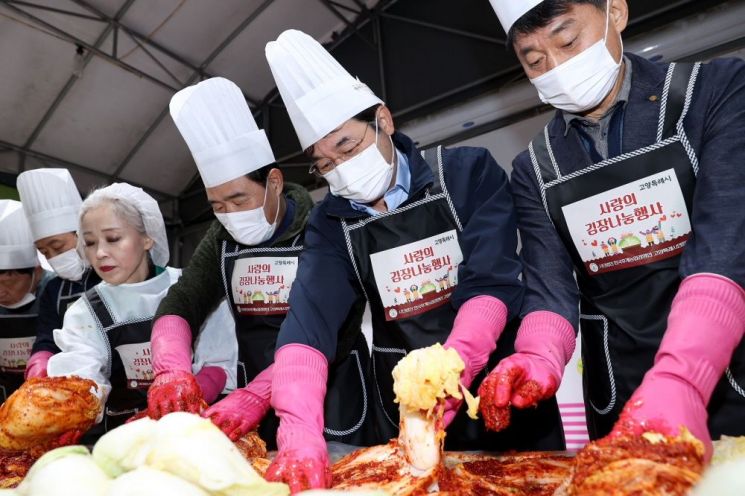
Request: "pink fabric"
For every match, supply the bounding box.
[265,344,330,493]
[487,311,576,409]
[195,366,227,404]
[202,365,273,440]
[151,315,193,374]
[24,350,53,379]
[611,274,745,460]
[442,296,508,425]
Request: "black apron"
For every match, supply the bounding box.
[529,62,745,439]
[341,147,564,451]
[220,234,372,447]
[0,307,37,401]
[55,269,97,317]
[84,287,152,435]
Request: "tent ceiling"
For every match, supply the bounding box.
[0,0,733,226]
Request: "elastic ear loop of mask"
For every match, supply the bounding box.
[374,109,396,166]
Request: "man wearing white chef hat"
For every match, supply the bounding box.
[17,168,101,379]
[262,29,563,491]
[0,200,54,399]
[152,76,371,448]
[484,0,745,459]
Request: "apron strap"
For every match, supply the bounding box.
[84,287,115,329]
[657,62,701,141]
[420,147,443,195]
[419,146,464,231]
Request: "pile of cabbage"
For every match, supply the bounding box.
[0,412,288,496]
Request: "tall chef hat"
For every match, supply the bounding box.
[16,168,83,241]
[0,200,39,270]
[170,77,275,188]
[265,29,383,150]
[79,183,169,267]
[489,0,546,34]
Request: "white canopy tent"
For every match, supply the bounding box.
[0,0,375,210]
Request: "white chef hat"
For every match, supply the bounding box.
[0,200,39,270]
[79,183,169,267]
[265,29,383,150]
[170,77,275,188]
[17,168,83,241]
[489,0,546,34]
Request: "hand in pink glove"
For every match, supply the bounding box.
[481,311,575,412]
[442,296,508,427]
[264,344,331,494]
[203,365,272,441]
[147,315,204,419]
[609,274,745,461]
[25,351,53,379]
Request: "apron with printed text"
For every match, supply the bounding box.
[84,287,152,434]
[341,147,565,450]
[529,62,745,439]
[221,235,372,447]
[0,310,37,401]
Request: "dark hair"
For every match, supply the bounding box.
[350,104,381,124]
[303,104,382,157]
[245,164,275,185]
[508,0,605,45]
[0,268,34,276]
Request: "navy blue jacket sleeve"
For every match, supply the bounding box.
[679,58,745,286]
[445,147,524,318]
[276,205,363,361]
[32,277,62,354]
[511,150,580,330]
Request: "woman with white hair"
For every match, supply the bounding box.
[47,183,235,438]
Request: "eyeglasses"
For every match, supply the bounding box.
[308,122,372,177]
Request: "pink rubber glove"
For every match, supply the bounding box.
[25,351,53,379]
[147,315,204,419]
[195,366,227,404]
[203,365,272,441]
[442,295,508,426]
[265,344,330,494]
[484,311,575,409]
[610,274,745,461]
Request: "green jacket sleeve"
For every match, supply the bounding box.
[155,222,225,334]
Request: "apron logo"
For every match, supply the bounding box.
[115,342,153,390]
[370,230,463,321]
[562,169,691,275]
[230,257,298,316]
[0,337,35,373]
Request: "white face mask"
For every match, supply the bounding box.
[529,0,623,113]
[0,270,37,310]
[323,119,395,204]
[215,185,280,246]
[48,248,86,281]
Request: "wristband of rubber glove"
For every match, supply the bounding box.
[25,351,53,379]
[481,311,575,409]
[611,274,745,460]
[442,296,508,426]
[203,365,273,440]
[265,344,331,493]
[195,366,227,404]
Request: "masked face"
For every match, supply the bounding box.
[515,0,625,113]
[81,204,153,285]
[322,118,396,203]
[214,183,281,246]
[0,269,37,309]
[47,249,86,281]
